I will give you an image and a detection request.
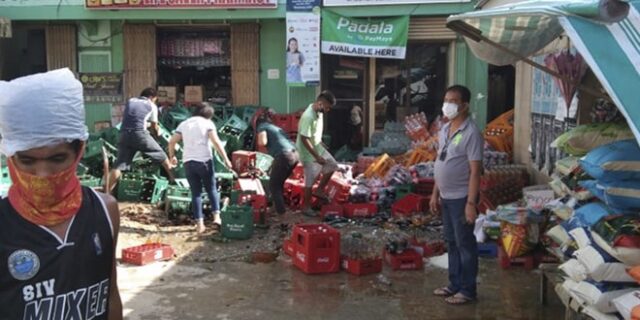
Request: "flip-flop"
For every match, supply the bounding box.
[433,287,456,297]
[444,293,475,305]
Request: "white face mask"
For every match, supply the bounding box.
[442,102,459,119]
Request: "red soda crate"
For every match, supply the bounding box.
[290,113,302,133]
[292,224,341,274]
[324,173,351,203]
[341,256,383,276]
[284,179,305,210]
[283,239,295,257]
[343,203,378,218]
[273,114,290,131]
[237,193,268,224]
[384,248,424,271]
[410,240,446,258]
[122,243,174,266]
[414,178,435,195]
[391,193,430,217]
[320,204,344,219]
[231,151,256,173]
[290,163,304,180]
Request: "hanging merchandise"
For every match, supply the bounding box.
[544,50,588,110]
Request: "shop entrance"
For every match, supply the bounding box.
[321,54,368,153]
[374,42,450,128]
[0,25,46,81]
[156,27,231,106]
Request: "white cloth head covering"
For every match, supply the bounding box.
[0,68,89,156]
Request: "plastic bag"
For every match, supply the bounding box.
[0,68,89,156]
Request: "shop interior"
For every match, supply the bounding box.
[156,27,232,106]
[0,24,46,81]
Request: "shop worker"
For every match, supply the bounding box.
[168,104,234,233]
[0,68,122,319]
[255,109,299,215]
[296,90,339,216]
[430,85,483,305]
[107,87,175,193]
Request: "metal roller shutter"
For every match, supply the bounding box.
[123,24,156,99]
[46,24,77,71]
[230,23,260,106]
[408,17,456,41]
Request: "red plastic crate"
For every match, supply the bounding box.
[414,178,435,195]
[410,240,446,258]
[283,239,295,257]
[289,163,304,180]
[324,174,351,204]
[498,243,536,270]
[122,243,174,266]
[289,114,302,133]
[343,203,378,218]
[231,151,256,174]
[341,256,383,276]
[292,224,341,274]
[273,115,290,131]
[384,249,424,271]
[320,204,344,219]
[391,193,430,217]
[284,179,305,210]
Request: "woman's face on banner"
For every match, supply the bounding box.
[289,39,298,52]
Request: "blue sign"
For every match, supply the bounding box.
[287,0,320,12]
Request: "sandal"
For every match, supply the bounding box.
[433,287,456,297]
[444,293,475,305]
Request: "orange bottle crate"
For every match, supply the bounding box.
[363,154,396,178]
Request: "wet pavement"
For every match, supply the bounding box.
[117,256,565,320]
[116,204,565,319]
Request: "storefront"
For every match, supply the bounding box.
[316,0,489,151]
[0,0,295,131]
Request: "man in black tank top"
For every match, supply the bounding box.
[0,69,123,319]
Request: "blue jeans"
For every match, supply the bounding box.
[184,160,220,220]
[441,197,478,299]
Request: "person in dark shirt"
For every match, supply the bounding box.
[255,109,299,215]
[107,87,175,192]
[0,68,122,319]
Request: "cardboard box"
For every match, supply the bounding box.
[157,86,177,105]
[184,85,203,104]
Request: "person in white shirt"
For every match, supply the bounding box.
[168,104,233,233]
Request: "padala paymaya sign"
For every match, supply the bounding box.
[321,10,409,59]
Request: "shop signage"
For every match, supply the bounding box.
[79,73,123,103]
[85,0,277,9]
[321,11,408,59]
[286,12,321,86]
[287,0,320,12]
[323,0,470,6]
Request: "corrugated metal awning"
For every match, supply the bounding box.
[446,0,640,143]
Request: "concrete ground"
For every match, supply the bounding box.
[116,204,565,320]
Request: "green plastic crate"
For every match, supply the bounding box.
[166,185,192,201]
[79,175,102,189]
[221,205,254,240]
[99,127,120,146]
[395,184,415,201]
[117,174,146,202]
[219,114,249,135]
[142,176,169,204]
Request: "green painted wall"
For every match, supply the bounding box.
[455,39,488,130]
[259,19,317,114]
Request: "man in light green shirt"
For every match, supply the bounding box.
[296,90,338,215]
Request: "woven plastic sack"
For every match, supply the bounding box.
[551,122,634,156]
[580,139,640,183]
[500,221,538,258]
[0,68,89,156]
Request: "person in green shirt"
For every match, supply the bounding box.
[296,90,338,215]
[255,109,299,215]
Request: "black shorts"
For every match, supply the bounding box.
[114,130,167,171]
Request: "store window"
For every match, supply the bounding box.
[156,28,231,105]
[374,42,449,128]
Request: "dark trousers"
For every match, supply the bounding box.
[184,160,220,220]
[270,151,299,214]
[441,197,478,298]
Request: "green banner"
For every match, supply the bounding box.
[321,10,409,59]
